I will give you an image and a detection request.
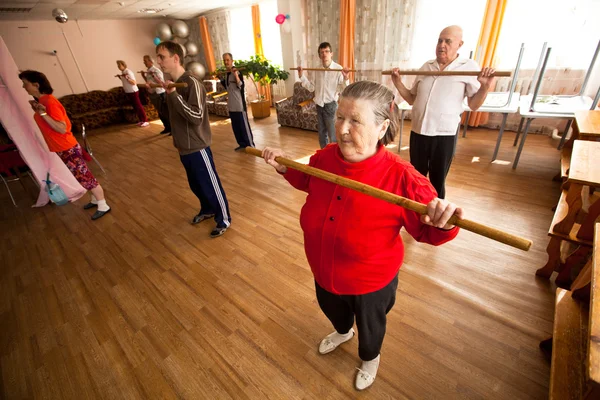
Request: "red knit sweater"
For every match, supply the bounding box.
[284,144,459,295]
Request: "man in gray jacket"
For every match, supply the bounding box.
[156,41,231,237]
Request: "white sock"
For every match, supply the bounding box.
[96,199,110,212]
[329,330,353,346]
[361,354,380,376]
[90,194,98,204]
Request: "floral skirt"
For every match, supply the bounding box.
[56,143,99,190]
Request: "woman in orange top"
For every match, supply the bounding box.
[19,70,111,220]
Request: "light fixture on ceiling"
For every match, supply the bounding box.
[0,7,32,13]
[138,8,164,14]
[52,8,68,23]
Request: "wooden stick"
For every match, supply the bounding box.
[289,67,357,72]
[213,66,247,75]
[381,70,512,77]
[138,83,188,89]
[245,147,532,252]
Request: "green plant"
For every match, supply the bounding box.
[239,55,289,101]
[209,55,289,101]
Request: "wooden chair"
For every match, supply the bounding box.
[546,223,600,399]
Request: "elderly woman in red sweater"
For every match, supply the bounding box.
[262,80,463,391]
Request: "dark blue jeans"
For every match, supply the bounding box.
[316,101,338,148]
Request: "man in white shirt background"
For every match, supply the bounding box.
[116,60,149,127]
[141,55,171,135]
[391,25,495,199]
[298,42,350,149]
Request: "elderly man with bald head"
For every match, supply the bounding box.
[392,25,495,199]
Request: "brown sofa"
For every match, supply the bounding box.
[59,86,158,134]
[204,80,229,117]
[275,82,318,131]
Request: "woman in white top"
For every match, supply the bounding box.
[116,60,149,127]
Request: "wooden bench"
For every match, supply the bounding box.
[538,141,600,287]
[547,223,600,399]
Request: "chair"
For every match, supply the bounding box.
[81,124,106,175]
[0,144,38,206]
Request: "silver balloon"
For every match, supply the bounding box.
[156,22,172,41]
[171,20,190,38]
[185,41,199,57]
[179,43,187,58]
[186,61,206,79]
[52,8,68,23]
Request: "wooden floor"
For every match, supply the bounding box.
[1,113,562,399]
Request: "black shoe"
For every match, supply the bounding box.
[160,130,171,135]
[234,146,247,152]
[83,202,97,210]
[192,213,215,225]
[210,225,228,238]
[91,208,111,220]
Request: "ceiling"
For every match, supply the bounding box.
[0,0,252,20]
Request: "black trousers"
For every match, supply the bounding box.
[179,148,231,228]
[149,92,171,132]
[315,275,398,361]
[229,111,255,148]
[409,131,457,199]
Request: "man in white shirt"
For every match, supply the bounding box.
[141,55,171,134]
[116,60,149,127]
[392,25,495,198]
[298,42,350,149]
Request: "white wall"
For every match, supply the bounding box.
[277,0,304,97]
[0,19,159,98]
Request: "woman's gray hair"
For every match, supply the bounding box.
[339,80,399,146]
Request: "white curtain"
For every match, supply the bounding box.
[303,0,340,81]
[206,10,232,70]
[354,0,417,85]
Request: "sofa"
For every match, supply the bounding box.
[204,80,229,117]
[275,82,318,131]
[59,86,158,134]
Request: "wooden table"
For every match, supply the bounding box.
[574,110,600,140]
[559,110,600,180]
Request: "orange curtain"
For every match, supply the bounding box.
[251,4,271,103]
[251,5,264,57]
[338,0,356,81]
[466,0,507,127]
[199,17,216,73]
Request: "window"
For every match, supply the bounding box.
[260,0,284,66]
[495,0,600,70]
[229,6,255,61]
[409,0,487,68]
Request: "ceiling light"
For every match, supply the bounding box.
[138,8,164,13]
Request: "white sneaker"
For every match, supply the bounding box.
[318,328,355,355]
[139,122,150,127]
[355,355,380,391]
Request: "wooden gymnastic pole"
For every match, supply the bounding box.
[245,147,533,251]
[289,67,357,72]
[138,82,188,89]
[381,70,512,77]
[213,66,247,75]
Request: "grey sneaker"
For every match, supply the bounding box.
[192,213,215,225]
[210,226,228,238]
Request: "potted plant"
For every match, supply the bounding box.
[239,55,289,119]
